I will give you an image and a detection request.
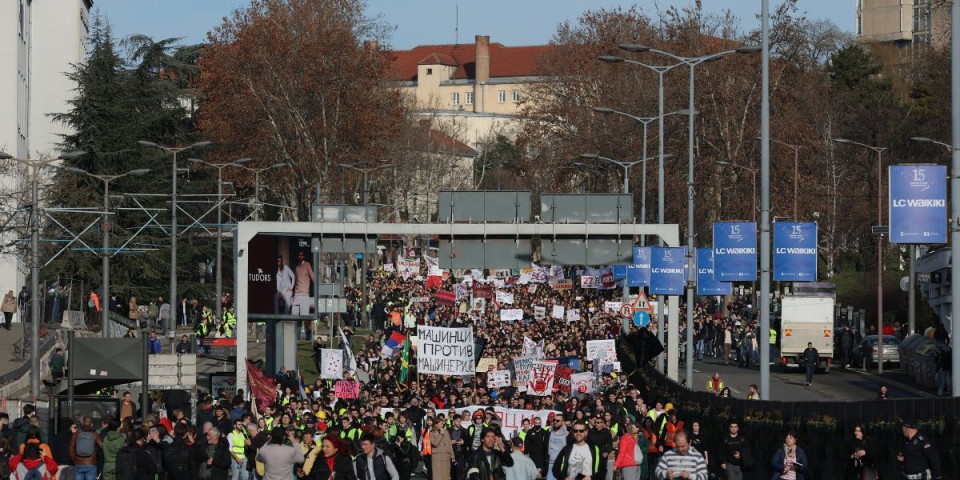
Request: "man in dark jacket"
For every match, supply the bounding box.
[524,417,549,477]
[115,429,158,480]
[197,428,231,480]
[720,421,753,480]
[162,424,192,480]
[551,423,604,480]
[466,427,513,480]
[802,342,819,385]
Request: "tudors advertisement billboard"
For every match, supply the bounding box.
[713,222,757,282]
[246,234,316,316]
[773,222,818,282]
[888,165,947,244]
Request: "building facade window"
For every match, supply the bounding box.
[498,90,506,103]
[512,90,520,103]
[465,92,474,105]
[451,92,460,105]
[426,68,433,75]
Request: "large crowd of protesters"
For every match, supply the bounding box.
[0,260,943,480]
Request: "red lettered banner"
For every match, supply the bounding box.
[436,290,456,305]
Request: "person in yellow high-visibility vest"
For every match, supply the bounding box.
[769,327,778,364]
[706,372,724,394]
[227,418,251,480]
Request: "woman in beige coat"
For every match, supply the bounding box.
[1,290,16,330]
[431,417,455,480]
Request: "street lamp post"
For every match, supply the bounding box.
[767,138,801,220]
[63,167,150,337]
[0,150,84,398]
[235,163,290,221]
[188,157,251,317]
[137,141,212,326]
[717,161,758,223]
[834,138,887,373]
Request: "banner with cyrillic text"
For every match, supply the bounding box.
[416,326,475,376]
[713,222,757,281]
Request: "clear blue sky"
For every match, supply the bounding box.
[93,0,853,48]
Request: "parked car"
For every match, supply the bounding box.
[853,335,900,369]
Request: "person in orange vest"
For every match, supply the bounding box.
[87,290,101,327]
[662,411,685,449]
[420,417,434,479]
[707,372,724,394]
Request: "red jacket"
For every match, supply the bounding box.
[9,455,58,480]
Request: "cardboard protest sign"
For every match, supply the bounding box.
[320,349,343,380]
[570,372,598,396]
[417,326,475,376]
[586,339,617,361]
[533,306,546,320]
[500,309,524,321]
[527,362,557,396]
[496,291,515,304]
[565,309,581,322]
[475,357,498,373]
[551,305,565,319]
[512,357,537,392]
[487,370,511,388]
[334,380,360,399]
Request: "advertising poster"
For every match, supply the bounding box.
[889,165,947,244]
[650,247,686,295]
[713,222,758,281]
[773,222,819,281]
[696,248,732,295]
[246,234,315,316]
[627,246,651,287]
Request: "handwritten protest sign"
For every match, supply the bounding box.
[604,301,623,313]
[334,380,359,399]
[527,362,557,396]
[320,349,343,380]
[586,339,617,361]
[500,309,524,321]
[512,357,537,392]
[570,372,598,396]
[496,291,515,304]
[522,337,544,359]
[554,365,574,394]
[565,309,580,322]
[417,326,475,376]
[551,305,565,319]
[533,306,546,320]
[487,370,511,388]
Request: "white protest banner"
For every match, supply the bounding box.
[604,301,623,313]
[496,291,515,305]
[417,326,475,376]
[549,265,565,281]
[500,309,524,322]
[476,357,498,373]
[384,405,560,439]
[551,305,565,319]
[454,283,470,302]
[586,339,617,361]
[522,337,544,359]
[566,309,581,322]
[533,306,546,320]
[320,349,343,380]
[527,362,557,396]
[487,370,512,388]
[570,372,598,396]
[428,265,443,278]
[471,298,487,311]
[530,265,549,284]
[423,254,439,269]
[383,263,395,273]
[527,285,538,294]
[512,357,537,392]
[580,275,598,289]
[398,257,419,279]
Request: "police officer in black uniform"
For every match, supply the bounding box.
[896,417,942,480]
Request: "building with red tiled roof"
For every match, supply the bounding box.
[388,35,552,148]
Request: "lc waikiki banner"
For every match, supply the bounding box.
[773,222,818,282]
[696,248,731,295]
[713,222,757,281]
[888,165,947,244]
[650,247,686,295]
[627,246,652,287]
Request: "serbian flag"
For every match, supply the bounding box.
[381,331,407,357]
[246,360,276,410]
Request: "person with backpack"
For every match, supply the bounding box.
[114,429,156,480]
[12,405,36,448]
[101,418,125,480]
[70,417,103,480]
[144,427,166,480]
[162,424,192,480]
[9,439,58,480]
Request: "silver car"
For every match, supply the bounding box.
[855,335,900,369]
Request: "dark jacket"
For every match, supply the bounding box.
[144,439,165,476]
[466,447,513,480]
[523,428,548,472]
[161,439,192,480]
[50,429,74,466]
[769,445,808,480]
[312,452,356,480]
[551,442,604,480]
[354,449,393,480]
[721,434,753,471]
[115,444,158,480]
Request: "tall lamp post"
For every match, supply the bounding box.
[833,137,887,372]
[137,141,212,325]
[235,163,290,221]
[910,136,960,397]
[766,138,802,220]
[63,167,151,337]
[716,161,758,223]
[0,149,84,398]
[188,157,251,317]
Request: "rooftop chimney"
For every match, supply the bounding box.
[475,35,490,84]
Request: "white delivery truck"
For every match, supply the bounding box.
[780,291,835,372]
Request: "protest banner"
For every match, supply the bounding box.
[334,380,360,399]
[586,339,617,361]
[512,356,537,393]
[398,257,419,280]
[551,305,565,319]
[475,357,498,373]
[320,349,343,380]
[496,291,515,304]
[603,301,623,314]
[454,283,470,302]
[570,372,598,396]
[522,337,544,358]
[533,306,546,320]
[487,370,512,388]
[550,279,573,291]
[435,290,456,305]
[417,326,475,376]
[500,309,524,321]
[554,364,574,394]
[527,362,557,396]
[565,309,581,322]
[472,284,493,299]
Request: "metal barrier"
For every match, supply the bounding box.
[0,331,59,387]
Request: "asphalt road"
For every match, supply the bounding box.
[676,355,930,401]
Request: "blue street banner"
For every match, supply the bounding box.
[713,222,758,281]
[697,248,732,295]
[773,222,818,281]
[889,165,947,244]
[650,247,686,295]
[627,246,652,287]
[613,265,627,279]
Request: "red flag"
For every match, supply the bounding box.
[246,360,275,409]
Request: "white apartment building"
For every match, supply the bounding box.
[0,0,92,309]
